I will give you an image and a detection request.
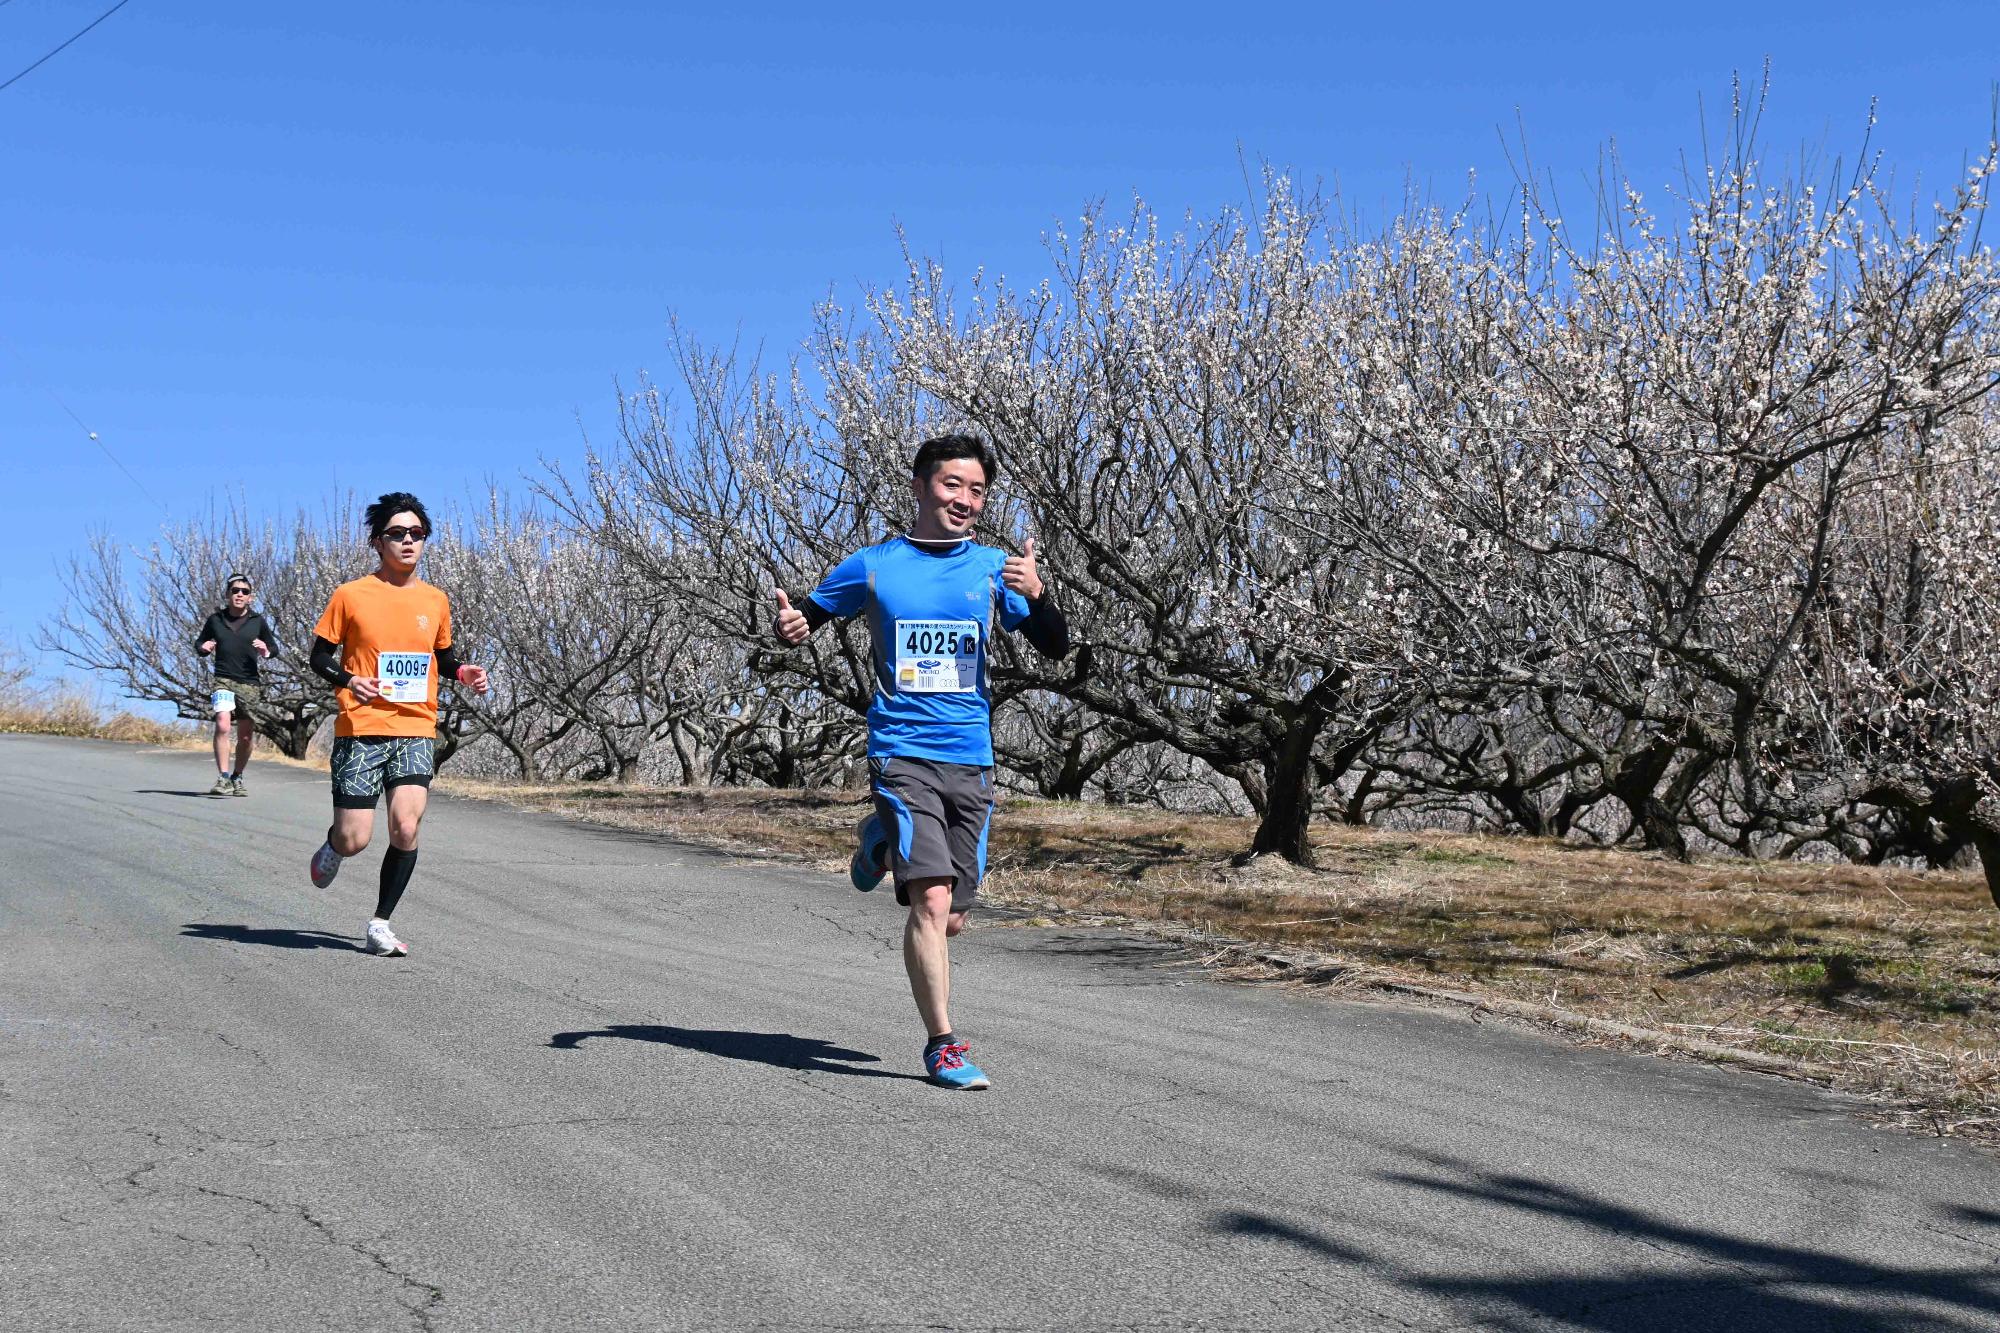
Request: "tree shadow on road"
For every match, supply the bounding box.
[136,789,223,799]
[1368,1158,2000,1331]
[546,1024,927,1080]
[181,923,363,951]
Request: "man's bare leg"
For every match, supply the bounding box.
[385,783,428,852]
[330,808,374,857]
[903,879,960,1037]
[210,712,232,779]
[232,715,253,777]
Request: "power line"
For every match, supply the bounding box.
[0,0,136,96]
[0,329,164,510]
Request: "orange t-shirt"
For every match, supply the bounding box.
[313,575,454,738]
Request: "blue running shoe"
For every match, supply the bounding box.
[849,814,889,892]
[924,1041,991,1090]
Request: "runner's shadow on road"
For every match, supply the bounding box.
[181,923,364,952]
[136,789,223,799]
[547,1024,927,1080]
[1376,1156,2000,1330]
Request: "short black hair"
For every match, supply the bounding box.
[912,433,997,485]
[364,492,432,541]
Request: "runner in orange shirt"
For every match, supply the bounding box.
[305,492,489,957]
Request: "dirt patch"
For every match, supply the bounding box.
[438,776,2000,1147]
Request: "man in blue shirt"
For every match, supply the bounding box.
[773,434,1070,1089]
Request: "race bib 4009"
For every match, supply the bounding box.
[894,619,978,694]
[376,652,432,704]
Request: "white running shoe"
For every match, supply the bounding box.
[365,918,407,957]
[309,841,343,888]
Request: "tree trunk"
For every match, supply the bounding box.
[1604,738,1689,859]
[1046,734,1089,800]
[275,708,316,760]
[1633,795,1690,860]
[1247,716,1328,866]
[1969,828,2000,912]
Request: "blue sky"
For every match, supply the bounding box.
[2,1,1994,689]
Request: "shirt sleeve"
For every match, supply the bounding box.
[312,588,345,646]
[435,593,453,652]
[806,550,870,619]
[256,614,278,653]
[195,613,220,650]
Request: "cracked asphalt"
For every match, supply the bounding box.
[5,734,2000,1331]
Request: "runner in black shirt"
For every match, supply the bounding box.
[195,574,276,797]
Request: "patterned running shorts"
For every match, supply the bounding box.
[330,736,435,810]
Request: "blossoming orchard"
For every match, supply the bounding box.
[46,112,2000,902]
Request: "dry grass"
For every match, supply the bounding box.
[0,694,204,746]
[438,776,2000,1144]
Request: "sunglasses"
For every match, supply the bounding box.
[227,586,252,595]
[379,526,428,543]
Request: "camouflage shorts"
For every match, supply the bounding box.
[209,680,262,719]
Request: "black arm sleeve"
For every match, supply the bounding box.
[435,643,466,685]
[1020,595,1071,660]
[797,594,836,633]
[194,613,219,653]
[309,636,352,690]
[255,614,278,655]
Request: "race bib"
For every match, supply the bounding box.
[210,688,236,714]
[894,619,979,694]
[376,652,432,704]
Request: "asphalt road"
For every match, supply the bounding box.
[4,734,1999,1331]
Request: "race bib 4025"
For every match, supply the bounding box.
[894,619,978,694]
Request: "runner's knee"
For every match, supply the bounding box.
[387,806,424,848]
[907,879,955,921]
[945,910,968,938]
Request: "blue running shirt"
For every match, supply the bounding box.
[808,536,1033,765]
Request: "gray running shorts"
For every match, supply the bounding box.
[869,756,995,913]
[331,736,436,810]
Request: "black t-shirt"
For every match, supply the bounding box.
[197,609,276,684]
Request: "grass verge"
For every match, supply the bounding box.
[0,696,203,746]
[436,777,2000,1147]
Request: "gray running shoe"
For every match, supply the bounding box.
[309,841,343,888]
[207,776,233,797]
[229,777,248,797]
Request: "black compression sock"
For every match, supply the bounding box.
[376,845,418,920]
[924,1031,958,1055]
